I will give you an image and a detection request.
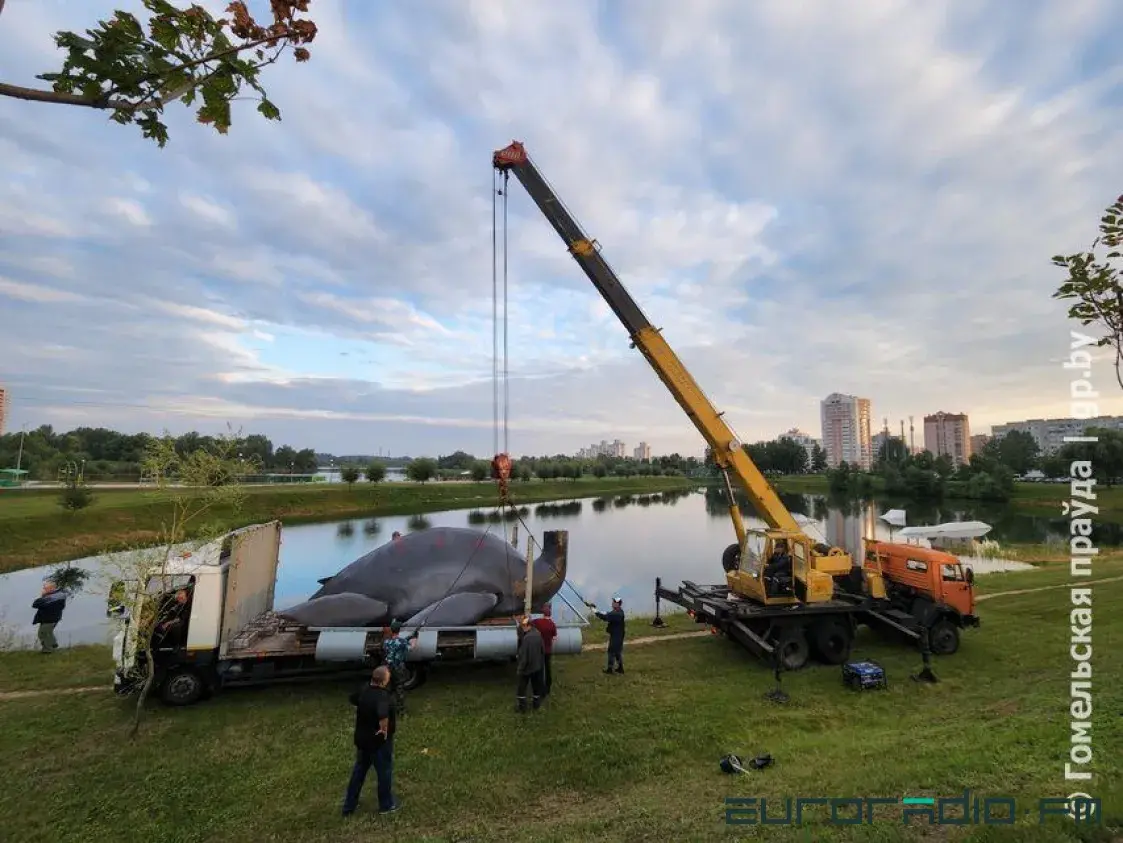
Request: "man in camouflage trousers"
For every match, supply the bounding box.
[381,620,418,716]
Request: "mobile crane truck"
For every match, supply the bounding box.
[492,141,979,672]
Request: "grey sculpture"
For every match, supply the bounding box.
[276,527,569,628]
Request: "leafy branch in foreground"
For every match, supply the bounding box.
[1053,193,1123,391]
[105,428,259,737]
[0,0,317,147]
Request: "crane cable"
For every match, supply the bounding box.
[491,167,593,614]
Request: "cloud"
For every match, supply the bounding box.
[1,0,1122,458]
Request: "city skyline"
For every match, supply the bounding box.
[2,3,1123,455]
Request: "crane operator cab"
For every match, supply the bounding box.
[725,529,853,606]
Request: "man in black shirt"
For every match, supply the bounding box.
[342,665,400,816]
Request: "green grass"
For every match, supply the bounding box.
[0,476,696,574]
[1,574,1120,843]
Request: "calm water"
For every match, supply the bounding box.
[0,487,1101,650]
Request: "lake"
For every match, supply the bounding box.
[0,487,1098,650]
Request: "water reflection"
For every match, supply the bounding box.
[0,485,1105,649]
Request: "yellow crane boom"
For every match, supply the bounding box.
[494,141,859,605]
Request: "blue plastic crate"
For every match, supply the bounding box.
[842,660,887,690]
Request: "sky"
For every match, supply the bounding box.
[2,0,1123,459]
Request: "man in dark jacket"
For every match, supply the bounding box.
[530,603,558,697]
[515,615,545,712]
[31,581,67,653]
[595,596,626,674]
[342,665,400,816]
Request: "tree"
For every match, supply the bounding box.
[364,462,386,483]
[993,430,1039,475]
[1053,194,1123,390]
[58,475,94,510]
[0,0,318,148]
[810,444,827,472]
[105,431,252,736]
[339,466,359,487]
[469,461,488,482]
[405,457,437,483]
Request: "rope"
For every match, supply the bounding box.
[403,520,498,634]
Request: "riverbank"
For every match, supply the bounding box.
[0,476,697,574]
[1,567,1119,842]
[772,473,1123,515]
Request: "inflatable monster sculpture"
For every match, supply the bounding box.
[277,527,569,628]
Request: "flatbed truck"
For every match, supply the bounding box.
[108,520,584,706]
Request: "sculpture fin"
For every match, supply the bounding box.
[277,593,390,627]
[404,592,500,627]
[316,576,332,586]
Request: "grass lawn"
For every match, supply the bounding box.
[1,565,1120,843]
[0,476,696,575]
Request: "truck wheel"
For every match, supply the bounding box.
[774,629,810,671]
[400,663,428,691]
[721,543,741,572]
[160,668,205,707]
[810,619,852,665]
[928,620,959,656]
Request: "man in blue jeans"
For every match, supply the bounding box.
[342,665,400,816]
[594,596,626,674]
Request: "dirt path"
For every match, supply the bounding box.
[5,575,1121,700]
[0,685,103,701]
[977,574,1123,602]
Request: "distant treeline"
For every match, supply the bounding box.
[825,428,1123,502]
[0,426,321,481]
[0,427,704,483]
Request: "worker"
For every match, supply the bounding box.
[152,589,190,650]
[381,620,418,717]
[594,597,626,674]
[514,615,546,712]
[530,603,558,697]
[765,541,793,595]
[30,581,68,654]
[342,665,400,816]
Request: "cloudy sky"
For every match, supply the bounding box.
[2,0,1122,459]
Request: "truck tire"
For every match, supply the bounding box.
[721,543,741,572]
[810,619,852,665]
[928,619,959,656]
[400,663,428,691]
[774,629,810,671]
[160,668,205,706]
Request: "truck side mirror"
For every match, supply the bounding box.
[965,568,974,585]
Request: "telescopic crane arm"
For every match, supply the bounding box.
[493,141,802,547]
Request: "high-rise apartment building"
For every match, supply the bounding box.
[924,411,972,466]
[991,416,1123,454]
[820,393,872,470]
[0,385,7,436]
[633,441,651,460]
[970,434,990,456]
[577,439,628,460]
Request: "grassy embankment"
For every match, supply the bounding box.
[774,473,1123,516]
[1,561,1121,842]
[0,476,696,575]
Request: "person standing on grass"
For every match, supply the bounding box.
[343,665,400,816]
[515,615,546,712]
[531,603,558,697]
[595,596,626,674]
[381,619,418,717]
[31,581,67,654]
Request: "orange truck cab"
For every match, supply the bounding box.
[863,539,980,655]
